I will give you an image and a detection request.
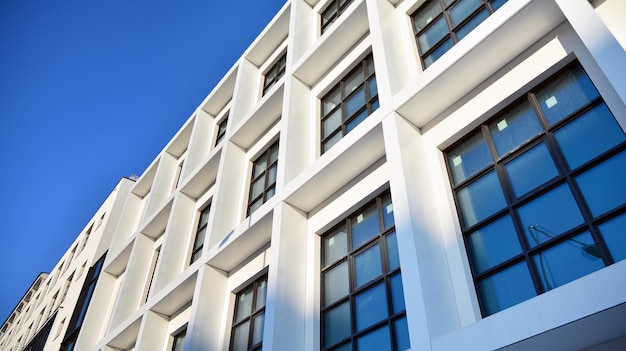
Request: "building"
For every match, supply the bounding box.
[2,0,626,350]
[0,178,134,351]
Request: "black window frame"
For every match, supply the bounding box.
[60,253,107,351]
[411,0,507,69]
[320,0,355,34]
[445,61,626,316]
[190,203,211,264]
[320,191,409,351]
[247,140,279,216]
[170,327,187,351]
[321,54,378,154]
[229,274,268,351]
[262,52,287,96]
[215,113,229,146]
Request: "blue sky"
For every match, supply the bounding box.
[0,0,286,324]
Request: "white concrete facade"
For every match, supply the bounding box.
[3,0,626,350]
[0,178,134,351]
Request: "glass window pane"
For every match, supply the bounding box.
[250,178,264,199]
[491,0,508,11]
[457,171,506,228]
[323,109,343,139]
[355,244,382,288]
[450,0,482,26]
[576,151,626,217]
[324,261,349,306]
[357,325,392,351]
[235,289,253,322]
[351,203,380,249]
[423,37,454,68]
[478,262,536,316]
[555,103,625,170]
[256,279,267,310]
[505,142,559,198]
[368,77,378,99]
[323,132,343,153]
[355,283,388,331]
[390,273,406,314]
[456,8,489,40]
[394,316,411,351]
[448,131,491,185]
[324,302,351,347]
[252,313,264,345]
[248,198,263,214]
[599,213,626,262]
[386,231,400,270]
[267,164,277,185]
[193,227,206,251]
[468,215,522,273]
[413,1,443,32]
[231,321,250,351]
[346,109,368,133]
[253,158,267,178]
[344,68,364,94]
[489,103,542,157]
[518,184,584,247]
[345,88,366,117]
[269,144,279,163]
[324,226,348,266]
[323,87,342,115]
[536,65,600,126]
[533,232,604,291]
[381,193,394,228]
[330,342,351,351]
[418,17,449,53]
[172,331,186,351]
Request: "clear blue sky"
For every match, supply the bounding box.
[0,0,286,324]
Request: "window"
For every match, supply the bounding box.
[60,254,107,351]
[171,328,186,351]
[321,54,379,154]
[445,62,626,316]
[216,114,229,146]
[321,192,410,351]
[172,155,185,191]
[190,204,211,264]
[321,0,354,34]
[230,275,267,351]
[144,243,162,303]
[411,0,508,68]
[247,140,279,215]
[262,53,287,96]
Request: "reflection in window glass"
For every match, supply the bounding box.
[230,276,267,351]
[321,192,408,350]
[533,232,604,291]
[446,62,626,316]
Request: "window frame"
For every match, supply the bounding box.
[247,140,280,216]
[320,191,409,351]
[320,0,355,34]
[215,113,229,146]
[262,52,287,96]
[411,0,506,69]
[190,203,211,264]
[444,61,626,316]
[320,53,379,154]
[170,327,187,351]
[229,274,268,351]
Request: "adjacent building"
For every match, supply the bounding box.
[2,0,626,350]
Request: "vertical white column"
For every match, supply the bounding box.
[382,113,461,349]
[554,0,626,126]
[187,266,227,351]
[262,203,308,350]
[135,310,168,351]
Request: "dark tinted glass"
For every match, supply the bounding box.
[351,204,380,248]
[536,65,599,125]
[386,231,400,270]
[468,215,521,273]
[323,226,348,266]
[518,184,584,247]
[555,103,625,169]
[599,213,626,262]
[355,283,388,331]
[324,302,351,347]
[456,8,489,40]
[533,232,604,291]
[477,262,536,316]
[448,132,491,185]
[576,151,626,216]
[324,262,349,306]
[357,325,391,351]
[489,103,541,157]
[355,244,382,288]
[390,273,406,314]
[505,142,559,197]
[395,316,411,351]
[457,171,506,227]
